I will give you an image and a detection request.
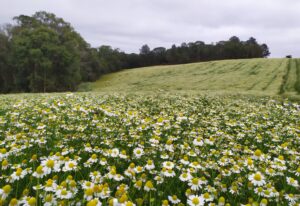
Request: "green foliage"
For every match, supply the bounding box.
[11,12,86,92]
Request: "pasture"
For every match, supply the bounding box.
[87,58,300,99]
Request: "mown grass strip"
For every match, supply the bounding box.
[295,59,300,94]
[279,59,292,94]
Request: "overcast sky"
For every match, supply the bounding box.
[1,0,299,57]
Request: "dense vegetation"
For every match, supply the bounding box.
[0,93,299,205]
[0,11,270,93]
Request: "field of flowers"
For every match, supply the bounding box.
[0,93,299,206]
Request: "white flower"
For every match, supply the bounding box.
[284,193,298,203]
[32,166,46,178]
[114,174,124,181]
[10,168,26,182]
[133,147,144,158]
[44,179,57,192]
[55,189,73,199]
[145,160,155,170]
[249,172,266,186]
[168,195,181,204]
[41,158,60,174]
[189,178,202,191]
[110,148,119,157]
[179,172,192,182]
[286,177,299,187]
[163,169,176,177]
[193,137,203,146]
[87,198,102,206]
[43,194,57,206]
[62,160,78,172]
[187,195,205,206]
[162,161,174,169]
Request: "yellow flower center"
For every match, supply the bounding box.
[119,194,128,203]
[125,201,134,206]
[9,198,18,206]
[28,197,36,206]
[87,200,98,206]
[192,178,199,185]
[145,181,154,189]
[2,159,8,167]
[3,185,11,193]
[46,179,53,187]
[16,168,22,176]
[136,180,142,187]
[0,148,7,154]
[45,194,52,202]
[203,193,210,199]
[36,166,44,174]
[85,188,93,196]
[70,180,76,188]
[61,190,68,196]
[254,149,262,156]
[46,160,55,168]
[254,173,262,181]
[192,197,200,204]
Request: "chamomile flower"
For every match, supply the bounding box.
[32,165,46,178]
[62,160,78,172]
[55,188,73,199]
[84,188,94,201]
[179,172,192,182]
[187,195,205,206]
[144,180,155,191]
[0,185,11,199]
[145,160,155,170]
[162,161,175,169]
[189,178,202,191]
[168,195,181,204]
[10,168,26,182]
[193,137,204,146]
[249,172,266,186]
[285,193,298,203]
[22,197,37,206]
[41,158,60,174]
[87,198,102,206]
[43,194,57,206]
[287,177,299,187]
[133,148,144,158]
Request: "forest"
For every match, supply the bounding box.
[0,11,270,93]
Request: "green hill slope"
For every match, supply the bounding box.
[87,58,300,96]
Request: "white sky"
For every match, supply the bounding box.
[1,0,300,57]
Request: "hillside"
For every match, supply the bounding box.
[86,58,300,96]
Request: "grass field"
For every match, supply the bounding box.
[85,58,300,98]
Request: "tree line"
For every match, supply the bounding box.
[0,11,270,93]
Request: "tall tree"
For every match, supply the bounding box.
[11,11,86,92]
